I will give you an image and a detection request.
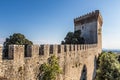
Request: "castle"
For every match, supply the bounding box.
[0,10,103,80]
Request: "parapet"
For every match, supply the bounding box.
[74,10,103,26]
[0,44,97,60]
[0,46,2,62]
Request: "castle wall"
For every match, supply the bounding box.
[0,44,99,80]
[0,10,103,80]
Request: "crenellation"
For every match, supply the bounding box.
[25,45,32,57]
[57,45,61,53]
[53,45,58,55]
[60,45,64,54]
[84,45,87,50]
[30,45,39,58]
[81,45,84,50]
[0,46,2,62]
[89,44,92,49]
[12,45,25,63]
[0,44,99,80]
[71,45,74,51]
[84,44,86,50]
[49,45,53,54]
[83,45,86,50]
[74,45,77,52]
[8,45,14,59]
[86,44,89,50]
[73,45,75,51]
[78,45,80,51]
[79,45,81,50]
[67,45,70,53]
[64,45,67,52]
[69,45,71,51]
[90,44,92,48]
[39,45,44,55]
[85,44,87,50]
[0,10,102,80]
[43,44,49,58]
[49,45,58,56]
[83,45,85,50]
[77,45,79,50]
[87,44,89,49]
[0,44,98,60]
[74,10,101,27]
[88,44,90,49]
[87,44,90,49]
[89,44,92,48]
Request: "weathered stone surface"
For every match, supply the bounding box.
[0,44,99,80]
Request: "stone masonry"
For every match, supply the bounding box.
[0,10,103,80]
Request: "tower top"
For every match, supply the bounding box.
[74,10,103,26]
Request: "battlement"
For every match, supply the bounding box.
[0,44,99,80]
[0,44,97,60]
[74,10,103,26]
[0,10,103,80]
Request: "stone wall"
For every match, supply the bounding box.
[0,44,100,80]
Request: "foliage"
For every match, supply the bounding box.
[39,55,62,80]
[64,32,74,44]
[61,30,85,44]
[118,54,120,63]
[96,52,120,80]
[3,33,33,58]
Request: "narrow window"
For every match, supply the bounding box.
[82,26,84,30]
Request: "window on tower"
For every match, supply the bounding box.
[82,26,84,30]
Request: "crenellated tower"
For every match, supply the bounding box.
[74,10,103,53]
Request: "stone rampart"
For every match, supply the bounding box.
[0,44,99,80]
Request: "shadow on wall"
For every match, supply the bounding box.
[92,56,97,80]
[80,65,87,80]
[0,77,8,80]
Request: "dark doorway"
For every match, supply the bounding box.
[80,65,87,80]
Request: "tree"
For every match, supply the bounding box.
[73,30,85,44]
[62,30,85,44]
[118,55,120,63]
[38,55,62,80]
[3,33,33,58]
[96,52,120,80]
[64,32,74,44]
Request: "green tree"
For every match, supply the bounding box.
[118,55,120,63]
[3,33,33,58]
[64,32,74,44]
[62,30,85,44]
[39,55,62,80]
[96,52,120,80]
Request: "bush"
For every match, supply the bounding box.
[38,55,62,80]
[96,52,120,80]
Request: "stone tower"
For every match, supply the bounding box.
[74,10,103,53]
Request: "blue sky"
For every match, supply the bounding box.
[0,0,120,49]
